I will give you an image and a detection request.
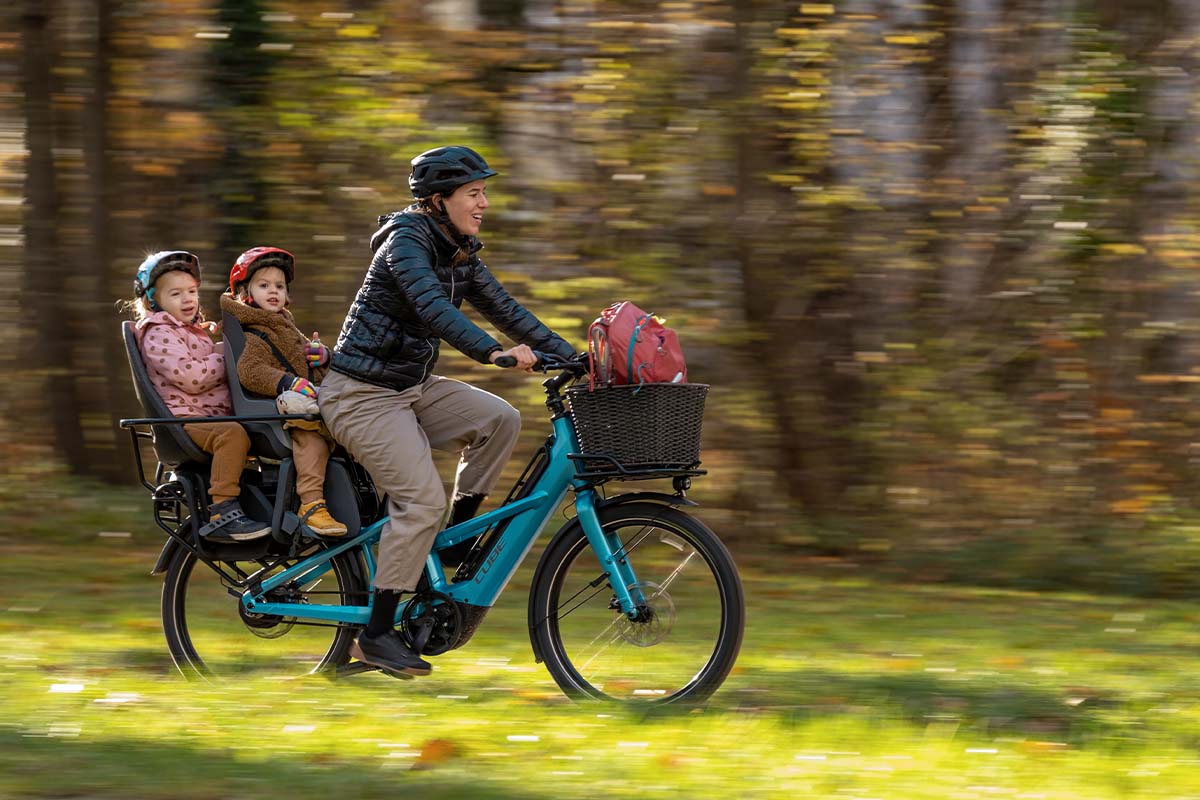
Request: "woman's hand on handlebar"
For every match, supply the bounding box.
[490,344,538,371]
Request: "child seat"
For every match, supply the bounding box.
[221,313,294,460]
[120,321,210,468]
[222,312,369,537]
[122,320,374,547]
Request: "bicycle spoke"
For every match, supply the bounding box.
[163,546,365,678]
[541,511,736,702]
[651,550,696,596]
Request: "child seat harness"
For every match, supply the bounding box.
[245,328,313,382]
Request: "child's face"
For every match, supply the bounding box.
[248,266,289,312]
[154,270,200,323]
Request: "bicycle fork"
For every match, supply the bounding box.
[573,490,648,617]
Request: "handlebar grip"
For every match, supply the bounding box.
[493,355,518,368]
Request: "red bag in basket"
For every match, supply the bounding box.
[587,301,687,388]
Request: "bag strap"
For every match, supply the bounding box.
[246,328,310,381]
[626,314,654,388]
[587,323,609,390]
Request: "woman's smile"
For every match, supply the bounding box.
[442,179,489,237]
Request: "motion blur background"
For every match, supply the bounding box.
[4,0,1200,594]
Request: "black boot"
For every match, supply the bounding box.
[438,493,486,568]
[353,589,432,676]
[351,630,432,676]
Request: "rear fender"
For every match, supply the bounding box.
[151,538,182,576]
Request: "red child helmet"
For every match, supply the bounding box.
[229,247,295,294]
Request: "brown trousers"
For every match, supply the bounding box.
[183,421,250,506]
[185,422,328,506]
[290,428,331,505]
[319,370,521,591]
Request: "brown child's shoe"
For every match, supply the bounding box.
[299,499,348,537]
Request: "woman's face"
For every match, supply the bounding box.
[439,179,489,237]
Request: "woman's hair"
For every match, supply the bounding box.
[411,198,470,266]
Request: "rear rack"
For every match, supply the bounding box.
[119,413,318,492]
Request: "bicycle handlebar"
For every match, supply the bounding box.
[493,351,588,374]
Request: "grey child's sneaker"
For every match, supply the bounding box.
[200,499,272,541]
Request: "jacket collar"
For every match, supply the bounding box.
[219,292,295,330]
[135,310,211,332]
[371,208,484,262]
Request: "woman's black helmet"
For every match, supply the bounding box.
[408,146,498,199]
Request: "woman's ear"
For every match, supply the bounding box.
[431,194,444,212]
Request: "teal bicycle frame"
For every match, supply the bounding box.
[241,413,648,625]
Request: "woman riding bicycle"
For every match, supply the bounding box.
[319,145,577,676]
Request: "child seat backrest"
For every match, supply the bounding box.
[221,313,294,459]
[121,320,210,467]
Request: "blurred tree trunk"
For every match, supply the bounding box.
[480,0,525,26]
[21,1,91,473]
[211,0,271,258]
[731,0,850,523]
[427,0,481,30]
[82,0,130,480]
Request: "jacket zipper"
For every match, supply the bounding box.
[419,268,454,383]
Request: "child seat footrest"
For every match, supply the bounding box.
[198,508,247,537]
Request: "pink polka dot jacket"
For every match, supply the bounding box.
[134,311,232,418]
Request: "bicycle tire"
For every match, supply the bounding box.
[161,539,369,679]
[529,502,744,705]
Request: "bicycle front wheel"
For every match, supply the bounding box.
[161,539,369,679]
[529,501,744,705]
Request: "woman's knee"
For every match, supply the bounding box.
[402,479,448,523]
[493,402,521,439]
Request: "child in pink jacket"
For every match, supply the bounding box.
[130,250,270,541]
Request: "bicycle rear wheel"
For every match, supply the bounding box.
[529,501,744,705]
[161,539,369,679]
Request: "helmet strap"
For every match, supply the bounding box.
[429,195,472,245]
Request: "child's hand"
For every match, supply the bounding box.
[305,331,330,368]
[289,377,318,398]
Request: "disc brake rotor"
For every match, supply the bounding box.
[237,581,303,639]
[239,603,295,639]
[617,581,675,647]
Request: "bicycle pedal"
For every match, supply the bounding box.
[347,640,416,680]
[334,660,379,678]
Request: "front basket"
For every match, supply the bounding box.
[566,383,708,479]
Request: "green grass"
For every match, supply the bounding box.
[3,477,1200,798]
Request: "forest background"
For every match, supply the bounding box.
[6,0,1200,597]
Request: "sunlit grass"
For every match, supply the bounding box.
[3,479,1200,797]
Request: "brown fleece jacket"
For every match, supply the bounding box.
[219,292,329,397]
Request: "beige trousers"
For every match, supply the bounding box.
[318,370,521,590]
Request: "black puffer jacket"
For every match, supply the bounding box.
[331,209,576,392]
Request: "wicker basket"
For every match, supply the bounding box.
[566,383,708,476]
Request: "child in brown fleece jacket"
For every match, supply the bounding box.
[221,247,347,537]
